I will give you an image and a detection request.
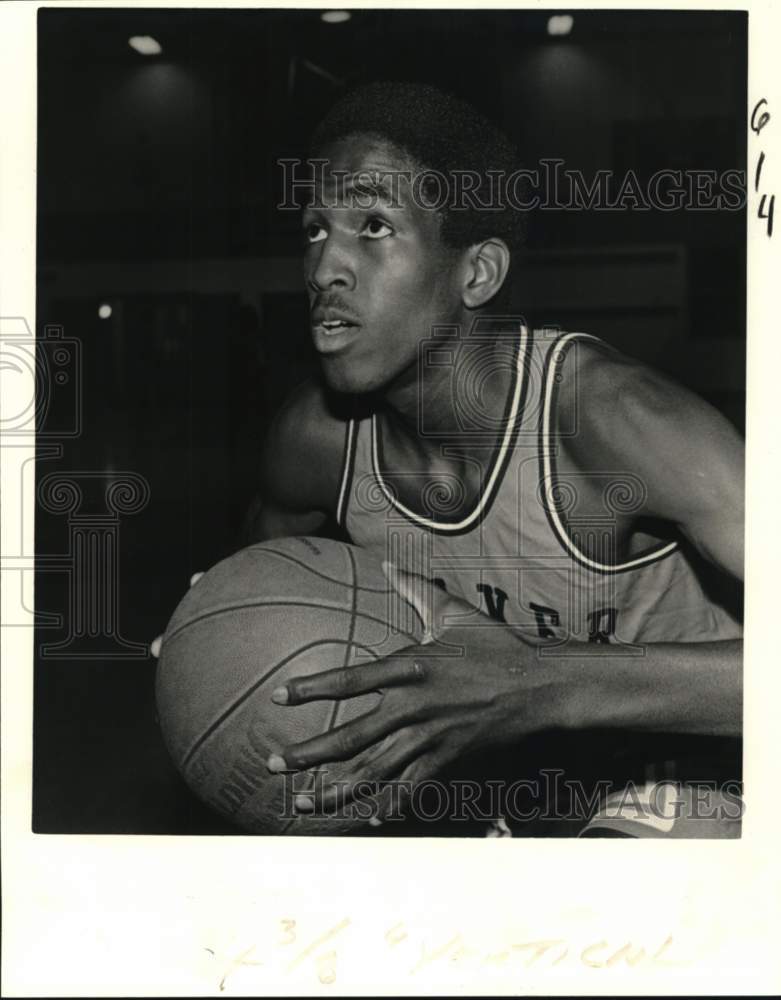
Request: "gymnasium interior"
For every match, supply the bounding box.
[32,8,746,833]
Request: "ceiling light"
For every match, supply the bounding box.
[128,35,163,56]
[547,15,574,36]
[321,11,351,24]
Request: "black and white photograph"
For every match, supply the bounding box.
[31,3,746,838]
[2,1,780,995]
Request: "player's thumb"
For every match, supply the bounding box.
[381,560,434,641]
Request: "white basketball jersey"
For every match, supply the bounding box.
[335,326,742,647]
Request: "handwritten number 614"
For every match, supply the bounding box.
[751,98,774,238]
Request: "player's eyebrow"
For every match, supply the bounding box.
[309,169,410,211]
[344,171,405,207]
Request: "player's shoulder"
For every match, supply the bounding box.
[261,378,351,513]
[558,334,673,409]
[558,333,714,431]
[554,332,743,470]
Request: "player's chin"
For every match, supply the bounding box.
[318,355,391,396]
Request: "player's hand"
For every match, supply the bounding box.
[150,572,204,658]
[266,563,553,817]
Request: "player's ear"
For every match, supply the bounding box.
[461,238,511,309]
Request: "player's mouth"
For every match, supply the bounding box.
[311,312,361,354]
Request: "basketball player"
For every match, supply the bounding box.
[159,83,744,835]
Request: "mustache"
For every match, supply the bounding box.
[310,295,360,322]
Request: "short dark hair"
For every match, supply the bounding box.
[310,81,529,254]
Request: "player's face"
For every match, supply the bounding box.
[303,135,465,396]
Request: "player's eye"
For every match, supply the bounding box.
[305,222,327,244]
[360,217,393,239]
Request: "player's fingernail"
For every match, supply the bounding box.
[190,572,204,587]
[267,754,287,773]
[271,686,288,704]
[294,794,314,812]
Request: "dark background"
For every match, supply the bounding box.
[34,7,746,833]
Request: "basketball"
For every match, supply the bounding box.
[155,536,424,834]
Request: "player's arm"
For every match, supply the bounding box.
[541,343,743,736]
[240,379,348,544]
[566,342,744,580]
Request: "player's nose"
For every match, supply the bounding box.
[307,234,356,292]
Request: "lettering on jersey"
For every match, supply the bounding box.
[587,607,618,644]
[476,583,509,623]
[530,602,560,639]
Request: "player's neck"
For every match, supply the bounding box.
[378,328,517,450]
[372,326,522,516]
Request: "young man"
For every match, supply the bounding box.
[236,83,745,835]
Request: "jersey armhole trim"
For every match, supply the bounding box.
[539,331,679,575]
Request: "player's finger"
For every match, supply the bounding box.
[272,656,426,706]
[304,742,444,821]
[382,561,433,641]
[399,749,450,788]
[293,771,387,815]
[295,731,428,814]
[371,749,449,823]
[372,777,413,823]
[153,573,203,658]
[399,750,449,785]
[267,705,406,773]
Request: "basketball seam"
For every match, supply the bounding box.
[239,545,390,594]
[180,637,347,770]
[163,598,405,645]
[178,636,402,771]
[192,639,390,835]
